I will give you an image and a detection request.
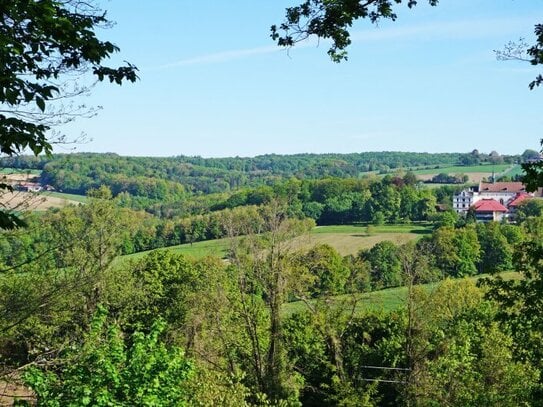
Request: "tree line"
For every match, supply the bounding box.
[0,151,521,199]
[5,176,540,262]
[0,174,449,257]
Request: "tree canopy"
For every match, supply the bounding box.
[1,0,137,155]
[273,1,542,89]
[272,0,437,62]
[0,0,137,227]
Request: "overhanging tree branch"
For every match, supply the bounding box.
[0,0,138,228]
[272,0,439,62]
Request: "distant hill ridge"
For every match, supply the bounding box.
[0,151,520,196]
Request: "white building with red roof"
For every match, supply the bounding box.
[507,193,532,220]
[453,182,542,222]
[477,182,527,205]
[472,199,508,222]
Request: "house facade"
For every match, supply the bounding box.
[453,182,541,222]
[472,199,508,222]
[453,188,477,212]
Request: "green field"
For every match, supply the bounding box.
[412,164,511,175]
[0,168,41,175]
[312,224,430,234]
[284,271,520,315]
[284,285,411,315]
[501,164,524,178]
[422,183,472,189]
[43,191,88,203]
[121,238,232,262]
[120,224,432,263]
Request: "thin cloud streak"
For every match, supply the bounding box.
[147,16,536,71]
[147,45,281,71]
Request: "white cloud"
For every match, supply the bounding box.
[147,45,282,70]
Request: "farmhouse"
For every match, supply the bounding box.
[453,181,542,222]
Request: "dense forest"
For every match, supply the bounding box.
[13,174,454,254]
[1,150,518,197]
[2,149,543,405]
[1,193,543,405]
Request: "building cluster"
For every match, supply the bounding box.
[453,182,542,222]
[15,181,44,192]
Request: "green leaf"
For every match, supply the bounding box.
[36,96,45,112]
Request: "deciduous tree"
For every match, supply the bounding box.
[23,307,193,406]
[0,0,137,228]
[272,0,439,62]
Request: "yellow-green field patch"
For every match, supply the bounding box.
[0,191,82,211]
[283,272,521,315]
[119,224,432,262]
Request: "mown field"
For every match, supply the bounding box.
[120,224,432,263]
[303,224,430,256]
[44,191,88,203]
[0,169,87,210]
[0,191,83,211]
[415,164,520,184]
[411,164,512,175]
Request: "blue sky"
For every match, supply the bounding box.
[60,0,542,157]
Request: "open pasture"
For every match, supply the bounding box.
[0,191,82,211]
[414,164,516,184]
[412,164,511,175]
[284,271,521,315]
[121,224,432,262]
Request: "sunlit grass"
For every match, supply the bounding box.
[411,164,511,175]
[283,272,521,315]
[118,224,433,262]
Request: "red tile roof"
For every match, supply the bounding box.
[508,193,531,208]
[473,199,508,212]
[479,182,526,193]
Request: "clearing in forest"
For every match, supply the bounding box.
[413,164,518,184]
[121,224,431,262]
[283,271,521,316]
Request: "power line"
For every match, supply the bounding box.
[361,378,407,384]
[359,365,410,385]
[360,365,410,372]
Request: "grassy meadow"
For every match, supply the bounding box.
[501,164,525,178]
[284,271,521,315]
[120,224,432,263]
[411,163,511,175]
[0,168,41,175]
[43,191,88,203]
